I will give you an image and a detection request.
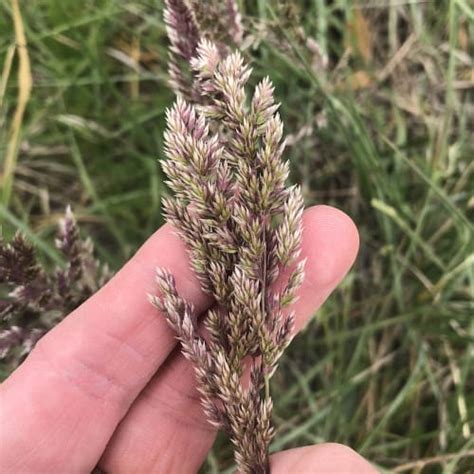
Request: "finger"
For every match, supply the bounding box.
[0,224,213,473]
[100,205,359,473]
[270,443,379,473]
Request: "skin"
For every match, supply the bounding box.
[0,205,378,473]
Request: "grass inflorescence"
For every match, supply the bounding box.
[152,32,305,471]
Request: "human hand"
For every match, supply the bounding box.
[0,205,377,473]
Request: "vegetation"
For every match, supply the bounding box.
[154,36,306,471]
[1,0,473,472]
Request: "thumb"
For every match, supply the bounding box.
[270,443,379,473]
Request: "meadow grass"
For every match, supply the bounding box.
[1,1,473,472]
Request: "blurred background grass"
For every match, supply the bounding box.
[1,0,473,472]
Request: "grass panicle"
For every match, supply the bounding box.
[0,207,111,371]
[152,39,305,473]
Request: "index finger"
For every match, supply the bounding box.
[0,224,212,473]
